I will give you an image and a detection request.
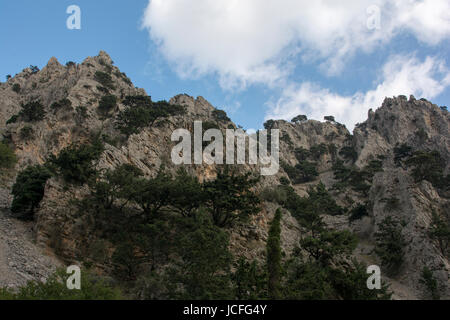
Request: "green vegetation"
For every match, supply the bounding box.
[6,115,19,124]
[266,182,344,221]
[212,109,231,123]
[50,98,72,111]
[263,120,275,130]
[294,147,310,161]
[48,137,104,184]
[349,203,369,222]
[394,143,413,166]
[374,217,406,275]
[131,169,177,219]
[1,88,415,301]
[428,211,449,257]
[328,143,338,161]
[0,141,17,169]
[0,269,122,300]
[98,94,117,116]
[332,161,370,195]
[307,182,345,216]
[97,86,109,94]
[267,209,282,299]
[339,146,357,162]
[201,121,220,143]
[75,106,88,123]
[291,144,328,163]
[285,231,390,300]
[325,132,338,141]
[203,167,260,227]
[383,197,400,212]
[276,182,390,299]
[232,258,266,300]
[167,168,204,217]
[280,133,293,146]
[19,125,34,140]
[365,160,383,175]
[260,186,289,204]
[300,229,357,266]
[332,160,383,196]
[405,150,446,188]
[76,161,390,300]
[168,214,233,299]
[279,176,290,186]
[291,115,307,123]
[71,165,262,299]
[419,267,440,300]
[5,152,397,300]
[415,128,428,142]
[115,95,152,135]
[310,143,328,160]
[89,163,143,210]
[29,65,39,74]
[281,160,318,184]
[18,101,46,122]
[324,116,335,122]
[114,71,132,86]
[88,165,260,228]
[393,146,448,190]
[116,95,186,136]
[12,83,21,93]
[11,165,51,220]
[94,71,115,90]
[134,212,234,299]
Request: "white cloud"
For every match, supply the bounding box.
[142,0,450,88]
[395,0,450,45]
[265,55,450,131]
[223,101,241,115]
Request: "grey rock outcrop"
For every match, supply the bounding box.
[0,53,448,299]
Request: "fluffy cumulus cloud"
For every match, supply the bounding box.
[142,0,450,87]
[265,55,450,131]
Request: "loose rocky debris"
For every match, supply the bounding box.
[0,209,61,288]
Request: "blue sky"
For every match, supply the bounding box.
[1,1,449,132]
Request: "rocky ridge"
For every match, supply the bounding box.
[0,52,448,299]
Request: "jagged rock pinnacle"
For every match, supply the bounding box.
[97,50,113,64]
[47,57,60,67]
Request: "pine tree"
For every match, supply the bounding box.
[267,208,282,299]
[11,165,51,220]
[0,141,17,169]
[428,211,450,257]
[420,267,440,300]
[203,167,260,227]
[374,217,406,274]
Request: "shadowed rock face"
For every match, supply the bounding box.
[0,52,448,299]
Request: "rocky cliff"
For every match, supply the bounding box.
[0,52,448,299]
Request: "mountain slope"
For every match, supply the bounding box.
[0,52,448,299]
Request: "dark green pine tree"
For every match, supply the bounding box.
[267,208,282,299]
[203,166,260,228]
[11,165,51,220]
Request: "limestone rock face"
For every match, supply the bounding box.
[352,97,450,298]
[0,52,448,299]
[354,96,450,167]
